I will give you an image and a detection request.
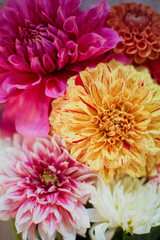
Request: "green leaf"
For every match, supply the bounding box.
[112,227,123,240]
[125,226,160,240]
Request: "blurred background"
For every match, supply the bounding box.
[0,0,159,239]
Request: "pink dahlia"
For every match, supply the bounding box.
[0,0,121,140]
[0,134,95,240]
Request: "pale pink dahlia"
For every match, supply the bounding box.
[0,134,95,240]
[0,0,121,139]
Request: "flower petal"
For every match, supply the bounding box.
[15,83,51,140]
[45,74,67,98]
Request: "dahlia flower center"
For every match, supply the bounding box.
[124,11,149,29]
[19,24,45,43]
[18,22,65,73]
[21,28,38,41]
[98,106,134,141]
[42,169,57,185]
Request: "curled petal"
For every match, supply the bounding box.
[45,74,67,98]
[63,16,79,39]
[2,72,41,91]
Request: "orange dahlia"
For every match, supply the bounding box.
[106,3,160,64]
[49,60,160,182]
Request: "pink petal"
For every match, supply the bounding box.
[45,74,67,98]
[15,83,51,140]
[0,86,10,103]
[78,28,121,61]
[30,57,46,74]
[16,200,34,225]
[95,27,122,50]
[2,6,22,26]
[147,59,160,84]
[74,74,85,88]
[2,71,41,91]
[78,32,107,61]
[105,52,133,65]
[6,0,33,20]
[27,224,39,240]
[65,41,78,63]
[52,206,62,223]
[59,0,82,17]
[42,54,56,73]
[57,49,69,70]
[33,204,51,224]
[0,95,18,136]
[41,214,56,238]
[0,71,16,103]
[8,55,30,71]
[6,186,25,201]
[79,0,110,34]
[57,195,75,212]
[63,16,79,39]
[40,0,59,19]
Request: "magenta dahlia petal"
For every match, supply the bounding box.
[0,0,121,139]
[147,58,160,84]
[0,134,95,240]
[15,84,51,140]
[0,87,9,103]
[0,96,18,136]
[78,0,110,33]
[2,71,41,91]
[105,52,133,65]
[45,74,67,98]
[8,55,30,71]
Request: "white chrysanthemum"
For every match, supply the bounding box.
[88,176,160,240]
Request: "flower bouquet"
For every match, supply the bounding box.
[0,0,160,240]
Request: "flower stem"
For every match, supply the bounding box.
[122,231,130,240]
[11,219,22,240]
[56,232,63,240]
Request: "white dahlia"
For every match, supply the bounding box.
[88,176,160,240]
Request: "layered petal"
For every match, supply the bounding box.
[0,134,95,240]
[15,83,51,140]
[50,60,160,182]
[0,0,121,139]
[105,2,160,83]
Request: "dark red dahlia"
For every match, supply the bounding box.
[106,2,160,83]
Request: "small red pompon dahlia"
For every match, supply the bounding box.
[0,0,121,140]
[106,2,160,80]
[0,134,95,240]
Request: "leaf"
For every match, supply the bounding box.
[112,227,123,240]
[125,226,160,240]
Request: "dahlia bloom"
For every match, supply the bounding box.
[50,60,160,182]
[0,0,121,140]
[88,176,160,239]
[106,2,160,83]
[0,134,95,240]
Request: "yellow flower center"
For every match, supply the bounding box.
[99,105,134,141]
[42,169,56,185]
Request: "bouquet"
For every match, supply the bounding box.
[0,0,160,240]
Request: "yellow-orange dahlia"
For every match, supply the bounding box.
[49,60,160,182]
[106,3,160,64]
